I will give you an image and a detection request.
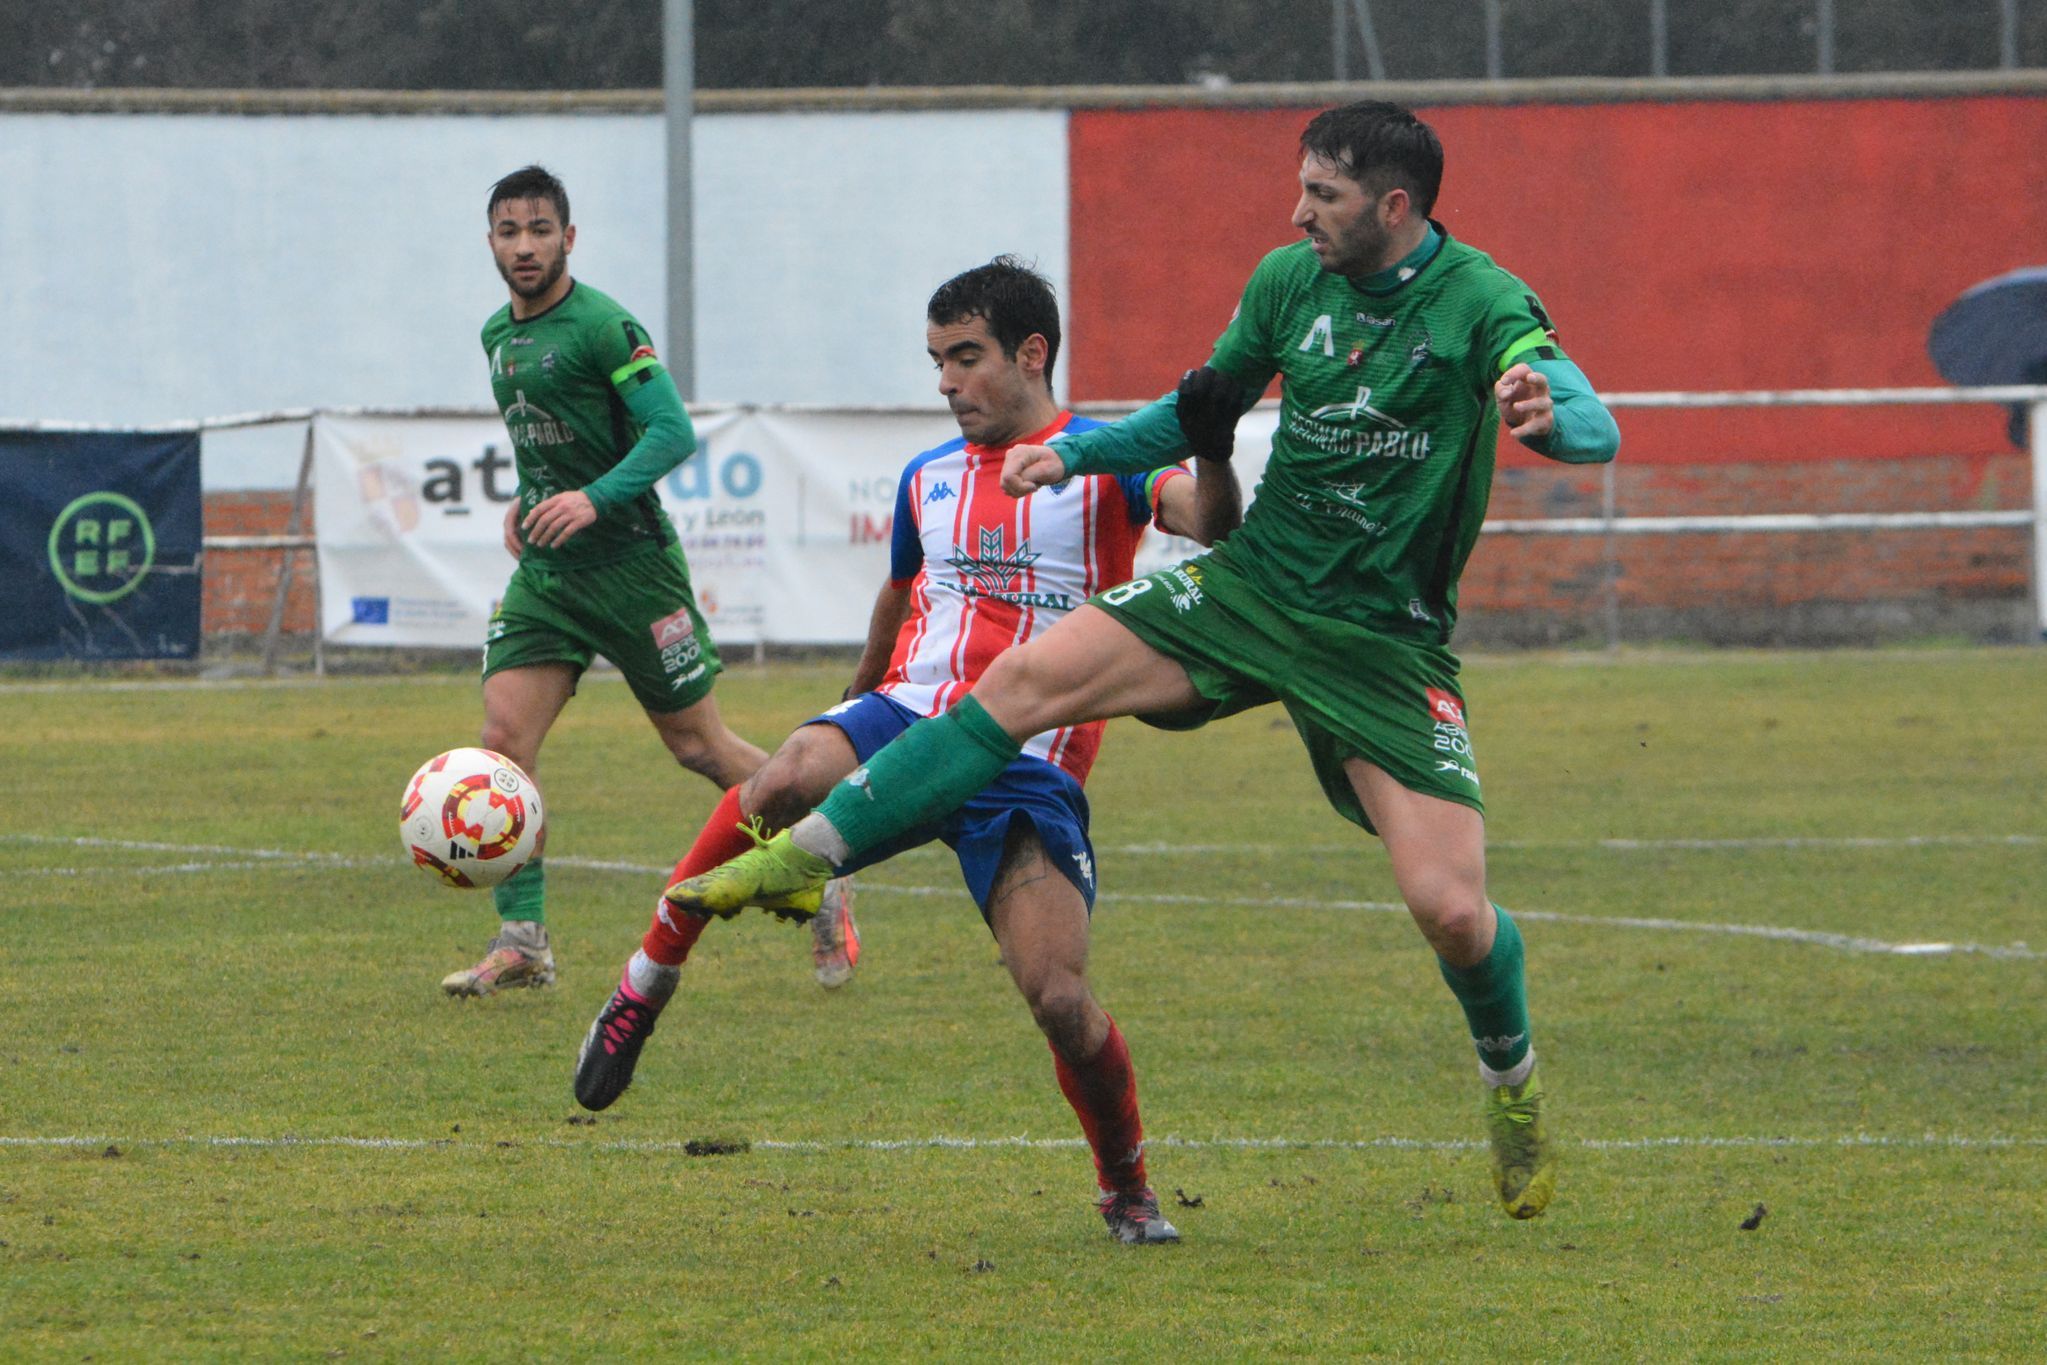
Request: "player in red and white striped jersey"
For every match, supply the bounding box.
[575,256,1241,1245]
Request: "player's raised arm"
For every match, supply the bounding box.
[1152,367,1247,546]
[1495,359,1618,464]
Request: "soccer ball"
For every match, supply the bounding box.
[399,747,546,889]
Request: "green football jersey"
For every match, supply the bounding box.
[481,281,679,568]
[1207,231,1563,643]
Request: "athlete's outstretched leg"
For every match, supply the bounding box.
[442,662,576,997]
[987,825,1177,1246]
[575,722,861,1110]
[1347,758,1553,1219]
[665,606,1204,920]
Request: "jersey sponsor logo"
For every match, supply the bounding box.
[652,606,704,675]
[1427,685,1476,783]
[1288,480,1389,537]
[501,390,577,450]
[650,605,697,648]
[1163,563,1206,614]
[923,480,956,505]
[1354,312,1397,329]
[1286,384,1433,463]
[1426,687,1465,729]
[1298,314,1336,357]
[945,527,1042,600]
[1308,386,1407,429]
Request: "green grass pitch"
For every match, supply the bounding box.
[4,650,2044,1360]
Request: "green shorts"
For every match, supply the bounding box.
[482,542,722,713]
[1091,544,1481,832]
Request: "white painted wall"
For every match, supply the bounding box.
[1,108,1069,486]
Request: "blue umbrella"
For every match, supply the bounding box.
[1928,266,2047,448]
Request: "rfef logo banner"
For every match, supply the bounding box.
[0,431,202,660]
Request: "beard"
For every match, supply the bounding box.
[499,251,567,300]
[1318,214,1392,279]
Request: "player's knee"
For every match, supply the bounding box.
[1024,974,1094,1055]
[1405,881,1490,955]
[741,768,811,828]
[478,718,533,769]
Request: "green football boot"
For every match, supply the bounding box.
[662,824,832,923]
[1484,1067,1555,1219]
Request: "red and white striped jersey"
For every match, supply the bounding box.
[878,411,1187,784]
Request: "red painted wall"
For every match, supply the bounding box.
[1068,98,2047,466]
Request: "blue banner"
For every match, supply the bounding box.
[0,431,203,660]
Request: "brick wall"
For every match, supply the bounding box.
[204,491,318,638]
[1457,453,2033,645]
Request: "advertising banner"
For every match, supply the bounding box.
[313,408,1276,649]
[0,430,202,660]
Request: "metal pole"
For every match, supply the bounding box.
[2031,400,2047,640]
[1650,0,1669,77]
[1815,0,1834,75]
[2001,0,2020,70]
[1333,0,1348,81]
[664,0,696,401]
[1483,0,1503,80]
[1602,460,1620,650]
[1349,0,1387,80]
[260,421,318,675]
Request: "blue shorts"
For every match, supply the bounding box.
[803,692,1098,918]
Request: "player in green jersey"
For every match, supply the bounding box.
[444,166,847,996]
[661,104,1620,1221]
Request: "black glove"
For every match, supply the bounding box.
[1175,366,1245,461]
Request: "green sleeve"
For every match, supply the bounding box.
[582,369,697,512]
[1481,283,1618,466]
[579,311,698,513]
[1525,356,1619,465]
[1059,255,1281,479]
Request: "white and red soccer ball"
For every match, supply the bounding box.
[399,747,545,889]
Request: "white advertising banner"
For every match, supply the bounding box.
[314,407,1276,649]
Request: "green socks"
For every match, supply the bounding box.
[811,696,1022,861]
[1437,903,1532,1078]
[492,859,546,926]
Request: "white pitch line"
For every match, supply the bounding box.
[1108,834,2045,854]
[7,834,2041,961]
[2,1132,2041,1156]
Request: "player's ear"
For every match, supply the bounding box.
[1015,332,1049,377]
[562,223,576,255]
[1379,185,1412,228]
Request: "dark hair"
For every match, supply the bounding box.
[927,255,1061,388]
[1300,101,1444,217]
[488,165,571,226]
